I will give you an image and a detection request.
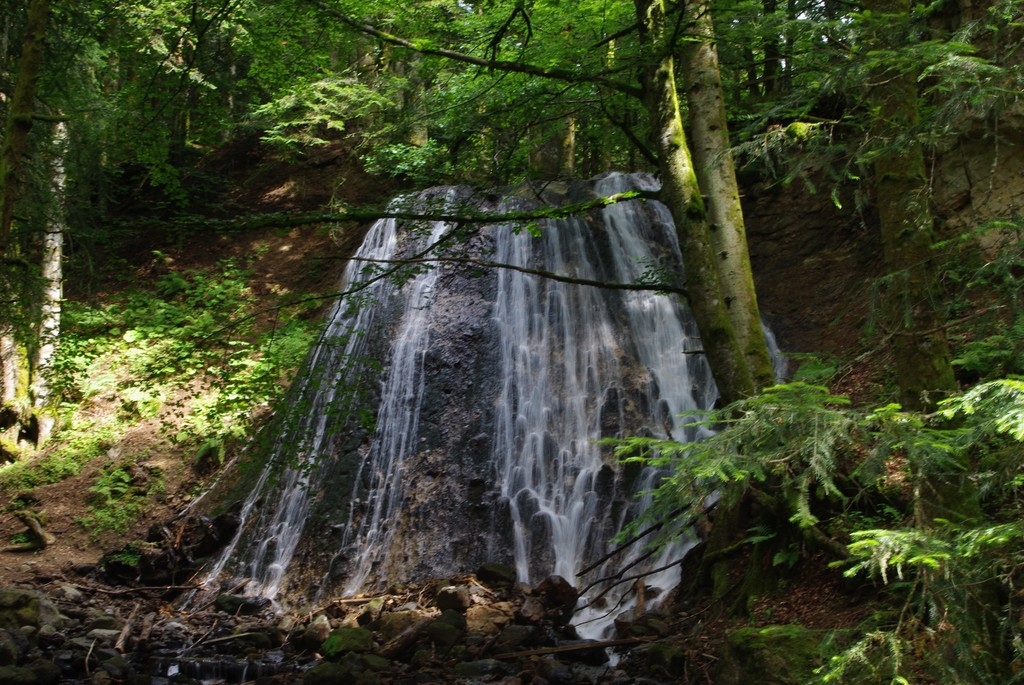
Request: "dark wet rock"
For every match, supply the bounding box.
[476,562,517,586]
[535,575,578,625]
[426,608,468,654]
[0,628,26,665]
[643,641,687,679]
[615,612,672,639]
[215,593,271,616]
[99,654,131,679]
[296,614,332,651]
[535,655,575,684]
[536,575,577,607]
[302,661,350,685]
[494,623,536,652]
[452,658,516,678]
[435,585,472,612]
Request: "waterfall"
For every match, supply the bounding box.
[196,173,760,627]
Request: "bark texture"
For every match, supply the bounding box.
[679,3,775,390]
[0,0,51,251]
[635,0,767,404]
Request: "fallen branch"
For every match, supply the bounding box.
[493,636,655,659]
[115,601,141,653]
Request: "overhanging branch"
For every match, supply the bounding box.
[304,0,643,99]
[350,255,688,298]
[116,189,661,234]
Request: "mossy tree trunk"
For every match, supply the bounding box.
[635,0,771,404]
[679,2,776,392]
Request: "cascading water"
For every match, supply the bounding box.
[195,173,766,632]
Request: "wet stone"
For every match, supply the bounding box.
[435,585,472,612]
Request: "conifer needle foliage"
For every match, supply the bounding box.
[611,375,1024,682]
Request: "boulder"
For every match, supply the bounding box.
[321,627,374,657]
[0,589,62,633]
[435,585,472,612]
[465,602,515,636]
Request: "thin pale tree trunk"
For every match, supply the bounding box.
[32,121,67,443]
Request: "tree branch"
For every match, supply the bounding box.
[304,0,643,98]
[118,189,661,234]
[353,255,685,296]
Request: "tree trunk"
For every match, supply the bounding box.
[634,0,767,404]
[865,0,956,412]
[32,121,67,444]
[0,0,51,251]
[679,3,776,391]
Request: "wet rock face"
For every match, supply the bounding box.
[216,175,703,607]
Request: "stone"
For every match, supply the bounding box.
[85,629,121,644]
[56,584,83,603]
[296,610,331,651]
[301,659,354,679]
[26,659,61,685]
[616,612,671,639]
[536,575,578,608]
[518,596,546,623]
[452,658,516,678]
[0,589,62,632]
[535,655,574,684]
[215,593,271,616]
[476,562,517,586]
[375,610,428,643]
[645,642,686,678]
[99,655,131,679]
[320,627,374,657]
[0,665,41,685]
[435,585,471,612]
[425,619,462,649]
[0,628,24,666]
[465,602,515,636]
[493,623,535,652]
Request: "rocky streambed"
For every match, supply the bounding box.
[0,561,689,685]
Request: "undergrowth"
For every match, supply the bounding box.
[0,251,319,536]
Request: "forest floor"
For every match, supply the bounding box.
[0,137,887,681]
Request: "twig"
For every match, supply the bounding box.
[493,636,656,659]
[84,639,96,677]
[578,503,692,576]
[189,578,249,614]
[115,601,141,653]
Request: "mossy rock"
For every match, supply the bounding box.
[0,589,60,632]
[321,627,374,657]
[303,661,352,685]
[715,624,824,685]
[645,642,686,678]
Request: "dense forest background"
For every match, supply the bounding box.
[1,0,1023,682]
